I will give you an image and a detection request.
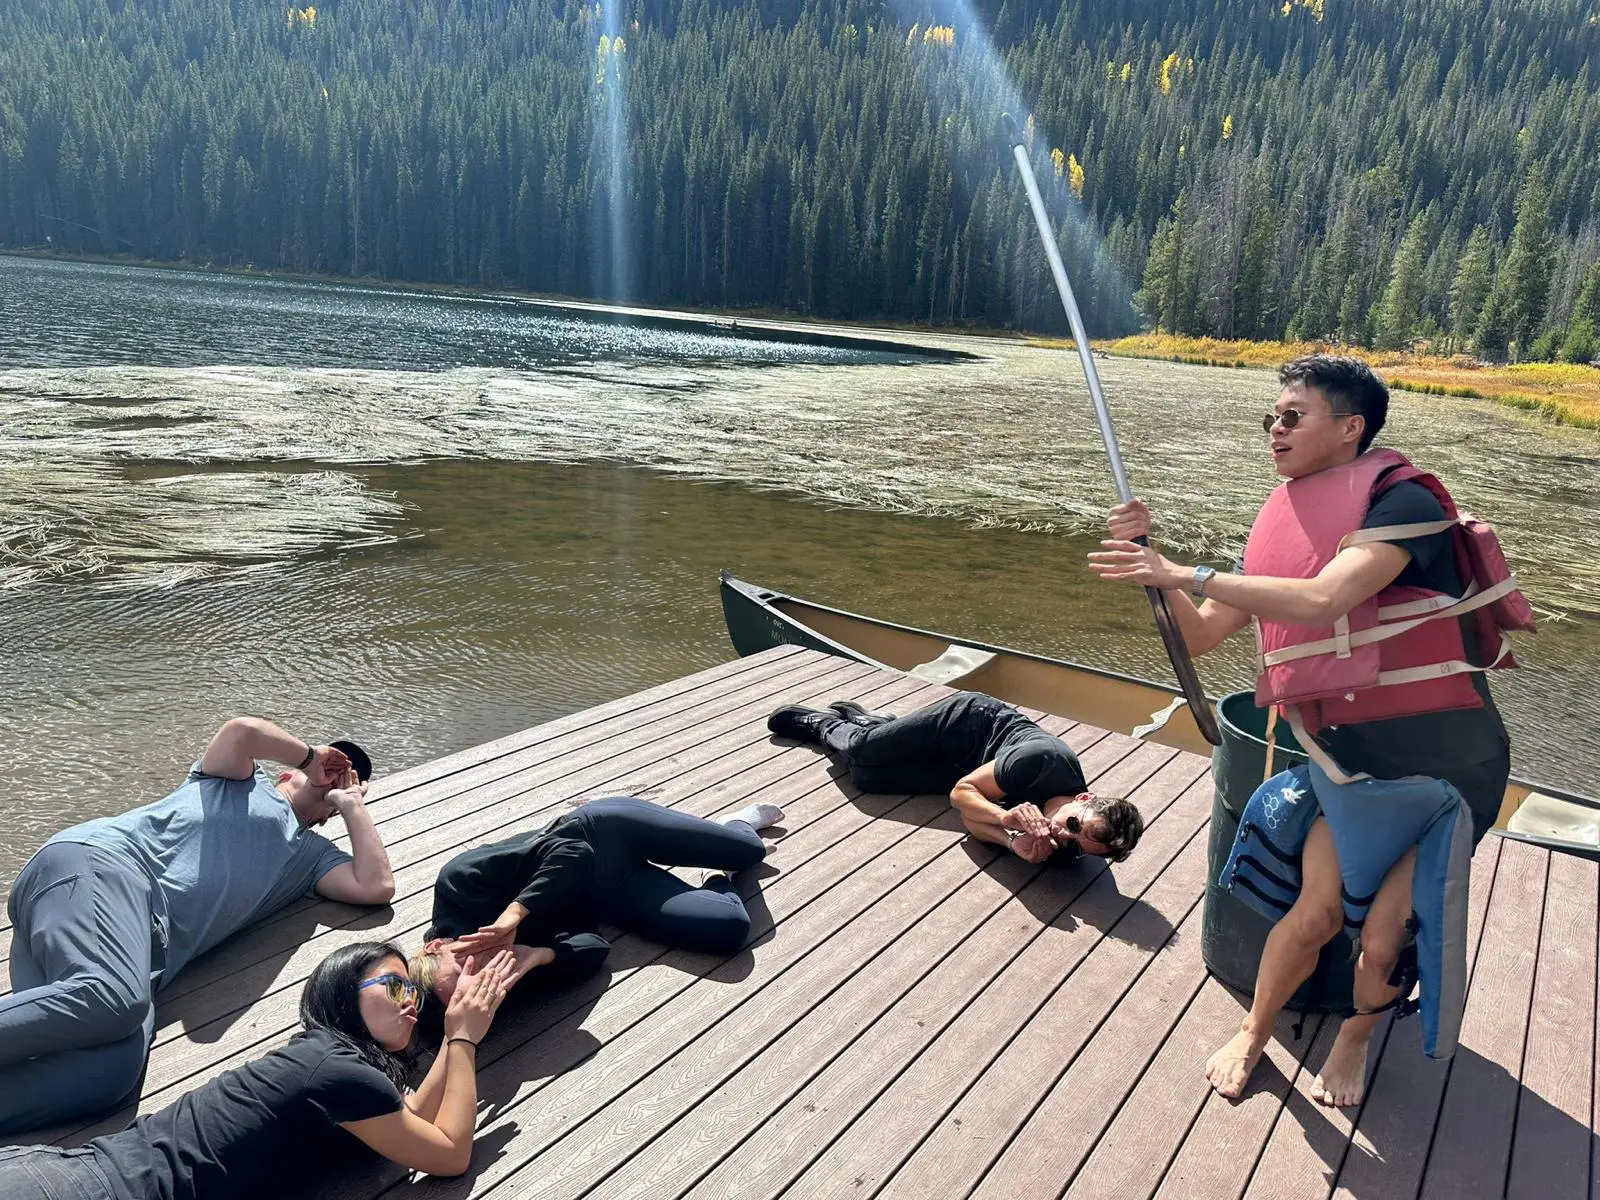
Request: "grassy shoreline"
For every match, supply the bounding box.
[1087,333,1600,430]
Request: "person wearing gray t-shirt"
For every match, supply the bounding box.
[0,717,396,1135]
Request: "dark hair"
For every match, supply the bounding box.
[1084,795,1144,864]
[1277,354,1389,452]
[300,941,416,1086]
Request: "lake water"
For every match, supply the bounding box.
[3,255,1597,892]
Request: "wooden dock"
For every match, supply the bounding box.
[5,646,1596,1198]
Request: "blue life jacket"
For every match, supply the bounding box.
[1219,762,1474,1059]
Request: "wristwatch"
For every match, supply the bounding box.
[1190,565,1216,600]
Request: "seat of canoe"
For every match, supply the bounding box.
[906,644,997,686]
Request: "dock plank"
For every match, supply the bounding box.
[1062,979,1305,1200]
[963,891,1212,1198]
[0,645,822,994]
[573,743,1190,1199]
[59,666,952,1143]
[1240,836,1502,1200]
[1155,1013,1336,1200]
[1415,838,1549,1200]
[686,753,1212,1200]
[8,647,1595,1200]
[876,835,1211,1198]
[393,806,983,1199]
[1504,850,1597,1199]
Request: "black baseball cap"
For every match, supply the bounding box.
[330,739,373,783]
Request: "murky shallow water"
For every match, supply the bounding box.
[2,257,1597,892]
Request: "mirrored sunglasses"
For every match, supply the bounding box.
[359,972,424,1012]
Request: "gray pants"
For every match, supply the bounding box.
[0,1147,115,1200]
[0,843,159,1135]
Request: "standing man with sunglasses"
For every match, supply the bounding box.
[1089,354,1512,1108]
[0,717,396,1135]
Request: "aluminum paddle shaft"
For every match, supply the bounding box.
[1002,114,1133,504]
[1001,112,1221,745]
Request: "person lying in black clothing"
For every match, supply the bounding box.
[409,796,786,1008]
[768,691,1143,865]
[0,941,516,1199]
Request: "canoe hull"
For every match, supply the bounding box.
[718,570,1600,857]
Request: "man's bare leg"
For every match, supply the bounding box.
[1206,817,1345,1098]
[1311,848,1415,1107]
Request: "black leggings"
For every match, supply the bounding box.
[821,693,1007,796]
[573,798,767,955]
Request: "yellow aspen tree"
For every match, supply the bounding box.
[1160,52,1180,95]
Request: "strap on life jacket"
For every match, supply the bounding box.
[1260,575,1522,667]
[1290,924,1422,1040]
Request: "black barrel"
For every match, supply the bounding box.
[1202,692,1355,1011]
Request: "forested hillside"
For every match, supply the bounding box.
[4,0,1598,356]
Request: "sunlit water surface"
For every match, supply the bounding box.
[3,256,1597,894]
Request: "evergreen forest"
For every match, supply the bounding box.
[4,0,1600,358]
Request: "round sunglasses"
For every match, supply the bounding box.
[360,972,424,1012]
[1004,813,1089,860]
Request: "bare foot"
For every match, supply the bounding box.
[1205,1024,1270,1099]
[1310,1027,1372,1107]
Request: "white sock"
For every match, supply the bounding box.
[727,802,785,831]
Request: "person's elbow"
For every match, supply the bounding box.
[200,717,260,779]
[317,865,396,906]
[431,1145,473,1178]
[1301,584,1356,628]
[361,877,397,906]
[948,782,981,813]
[402,1141,473,1179]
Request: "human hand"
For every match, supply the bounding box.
[327,768,369,815]
[1009,832,1055,864]
[305,744,352,788]
[441,950,516,1044]
[1086,540,1188,590]
[450,903,524,958]
[1107,498,1153,542]
[1000,803,1051,840]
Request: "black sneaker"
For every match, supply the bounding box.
[767,704,830,743]
[827,700,892,727]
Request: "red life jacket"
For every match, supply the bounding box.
[1242,448,1534,739]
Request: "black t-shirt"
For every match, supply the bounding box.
[992,735,1090,806]
[91,1030,403,1200]
[1315,480,1510,796]
[939,694,1088,807]
[428,811,597,945]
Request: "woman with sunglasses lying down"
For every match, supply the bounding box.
[0,942,515,1199]
[767,692,1143,866]
[408,796,788,1012]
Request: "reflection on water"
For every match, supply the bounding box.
[1,257,1596,894]
[0,256,922,371]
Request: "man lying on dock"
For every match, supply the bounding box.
[0,718,395,1134]
[1090,354,1525,1107]
[767,692,1143,864]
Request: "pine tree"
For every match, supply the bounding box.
[1374,212,1428,349]
[1494,166,1555,357]
[1449,227,1494,351]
